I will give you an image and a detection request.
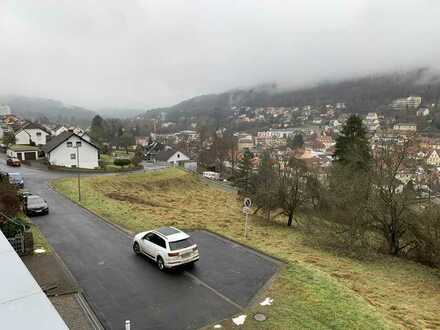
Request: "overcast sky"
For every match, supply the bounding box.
[1,0,439,110]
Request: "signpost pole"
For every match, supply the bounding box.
[243,198,252,239]
[244,212,248,238]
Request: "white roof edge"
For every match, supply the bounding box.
[0,231,68,329]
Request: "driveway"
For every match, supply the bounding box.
[0,159,280,330]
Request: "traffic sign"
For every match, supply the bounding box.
[244,198,252,208]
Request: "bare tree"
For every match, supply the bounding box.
[277,157,310,226]
[368,139,418,256]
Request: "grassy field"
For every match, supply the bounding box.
[53,168,440,329]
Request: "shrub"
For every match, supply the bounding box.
[114,158,131,167]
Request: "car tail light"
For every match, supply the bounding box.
[168,252,179,257]
[193,246,198,252]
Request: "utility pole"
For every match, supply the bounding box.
[76,145,81,202]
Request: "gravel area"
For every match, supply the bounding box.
[50,294,94,330]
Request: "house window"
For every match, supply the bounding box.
[67,142,72,147]
[177,153,180,158]
[70,153,76,160]
[36,132,42,137]
[76,141,82,147]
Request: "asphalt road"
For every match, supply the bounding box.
[0,159,280,330]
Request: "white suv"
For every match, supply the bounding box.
[132,227,199,271]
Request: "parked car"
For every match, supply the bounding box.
[0,171,24,188]
[6,157,21,167]
[133,227,199,271]
[23,195,49,216]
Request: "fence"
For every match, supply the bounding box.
[7,234,25,255]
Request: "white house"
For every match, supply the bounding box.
[6,145,41,160]
[155,148,190,166]
[42,131,100,169]
[416,108,430,117]
[426,150,440,166]
[15,122,51,146]
[53,125,68,136]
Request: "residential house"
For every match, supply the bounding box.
[136,136,149,146]
[6,145,41,161]
[154,148,190,166]
[426,150,440,166]
[53,125,68,136]
[391,96,422,110]
[42,131,100,169]
[237,135,254,151]
[15,122,51,146]
[416,107,430,117]
[365,113,380,132]
[393,123,417,132]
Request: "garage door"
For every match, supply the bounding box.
[24,152,36,160]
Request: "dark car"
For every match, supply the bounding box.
[24,195,49,216]
[6,157,21,167]
[0,171,24,188]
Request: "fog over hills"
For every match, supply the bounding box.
[141,68,440,120]
[0,95,96,125]
[4,68,440,124]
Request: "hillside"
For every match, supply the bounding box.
[142,68,440,120]
[0,95,96,125]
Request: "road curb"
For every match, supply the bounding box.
[50,244,105,330]
[48,182,135,238]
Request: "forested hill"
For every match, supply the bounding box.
[142,68,440,120]
[0,95,96,125]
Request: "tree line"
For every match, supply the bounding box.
[233,115,440,267]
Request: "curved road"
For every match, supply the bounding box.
[0,158,279,330]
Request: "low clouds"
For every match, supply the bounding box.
[0,0,439,109]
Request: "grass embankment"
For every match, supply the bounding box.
[29,222,52,254]
[53,168,440,329]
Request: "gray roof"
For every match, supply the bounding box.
[18,122,51,134]
[42,131,100,154]
[155,148,178,162]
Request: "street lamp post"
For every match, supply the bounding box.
[75,145,81,202]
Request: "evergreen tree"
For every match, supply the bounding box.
[253,151,279,220]
[90,115,108,144]
[333,115,371,170]
[287,133,304,149]
[233,149,254,194]
[3,131,16,146]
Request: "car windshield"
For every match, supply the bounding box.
[27,196,45,207]
[169,238,195,251]
[9,173,22,182]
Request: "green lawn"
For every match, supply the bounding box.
[53,168,440,329]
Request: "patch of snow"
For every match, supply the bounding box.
[260,297,274,306]
[232,315,247,326]
[34,248,46,254]
[213,325,222,329]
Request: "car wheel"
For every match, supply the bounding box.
[157,256,165,271]
[133,242,141,255]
